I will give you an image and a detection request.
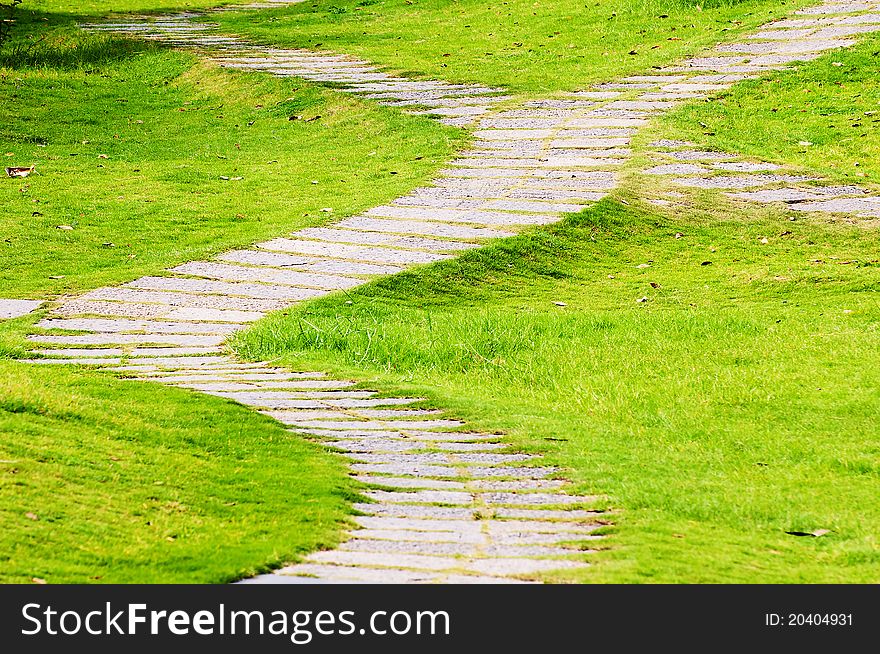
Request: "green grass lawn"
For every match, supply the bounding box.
[3,0,879,584]
[232,198,880,583]
[0,356,356,584]
[0,3,458,583]
[212,0,812,94]
[657,32,880,185]
[1,9,461,299]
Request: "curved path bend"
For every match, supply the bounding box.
[23,0,880,583]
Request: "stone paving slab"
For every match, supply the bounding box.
[126,276,329,300]
[351,463,462,477]
[669,174,814,189]
[355,476,467,490]
[643,163,707,175]
[82,286,293,311]
[339,216,514,239]
[364,205,554,226]
[788,197,880,213]
[353,504,477,520]
[29,333,226,347]
[295,227,479,251]
[171,261,365,288]
[33,347,221,358]
[38,318,242,335]
[296,428,497,442]
[0,299,43,319]
[257,238,447,265]
[55,299,263,323]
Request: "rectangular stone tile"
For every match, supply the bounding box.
[183,380,353,392]
[0,299,43,319]
[465,558,588,576]
[788,197,880,214]
[746,53,823,66]
[469,479,564,491]
[494,109,579,118]
[325,439,434,452]
[548,137,631,149]
[82,286,292,311]
[281,418,464,430]
[19,358,129,366]
[257,238,446,265]
[28,333,225,346]
[34,347,126,358]
[508,189,606,202]
[37,318,242,335]
[349,528,485,544]
[297,429,496,442]
[449,157,543,169]
[486,520,602,535]
[353,504,476,520]
[472,129,553,140]
[412,106,490,117]
[171,261,363,289]
[354,476,466,490]
[494,508,605,520]
[351,408,440,418]
[670,174,813,189]
[481,492,596,506]
[340,539,481,556]
[350,463,461,477]
[214,390,376,402]
[467,466,557,478]
[271,564,440,584]
[353,516,483,533]
[55,299,241,323]
[643,163,707,175]
[165,307,263,322]
[393,196,494,210]
[125,276,329,300]
[482,199,585,213]
[338,216,515,239]
[306,550,461,571]
[439,167,540,179]
[364,490,474,505]
[566,117,647,128]
[295,227,478,251]
[148,371,321,381]
[365,205,553,226]
[567,91,621,99]
[718,38,855,54]
[478,118,566,129]
[712,161,780,172]
[519,178,616,191]
[669,150,736,160]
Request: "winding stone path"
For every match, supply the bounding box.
[23,0,880,583]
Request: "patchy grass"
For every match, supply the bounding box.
[232,199,880,583]
[0,10,462,299]
[658,33,880,184]
[0,359,355,584]
[213,0,812,94]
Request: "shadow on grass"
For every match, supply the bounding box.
[0,9,165,69]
